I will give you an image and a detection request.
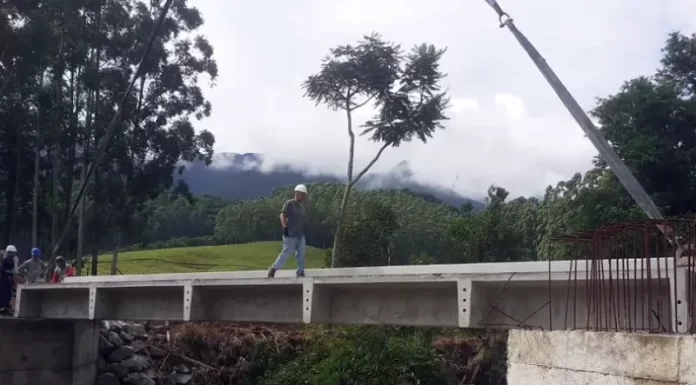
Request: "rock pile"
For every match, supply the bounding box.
[95,321,193,385]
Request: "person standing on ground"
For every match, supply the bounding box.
[268,184,308,278]
[0,245,18,313]
[17,248,46,284]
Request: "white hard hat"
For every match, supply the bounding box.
[294,184,308,194]
[4,245,16,253]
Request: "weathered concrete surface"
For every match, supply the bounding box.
[507,329,696,385]
[14,259,693,330]
[0,319,99,385]
[508,363,677,385]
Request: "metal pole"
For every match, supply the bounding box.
[481,0,663,222]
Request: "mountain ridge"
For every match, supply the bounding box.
[178,152,484,210]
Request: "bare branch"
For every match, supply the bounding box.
[351,94,376,110]
[350,141,390,187]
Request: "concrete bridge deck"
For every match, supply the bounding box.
[15,258,693,331]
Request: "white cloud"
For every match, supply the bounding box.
[451,98,480,114]
[192,0,696,199]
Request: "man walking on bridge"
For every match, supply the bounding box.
[268,184,308,278]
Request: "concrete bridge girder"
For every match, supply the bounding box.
[14,258,694,332]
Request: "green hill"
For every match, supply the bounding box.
[96,241,326,274]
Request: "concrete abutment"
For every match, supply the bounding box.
[0,318,99,385]
[507,329,696,385]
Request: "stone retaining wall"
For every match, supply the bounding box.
[96,321,192,385]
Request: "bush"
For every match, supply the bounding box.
[158,324,506,385]
[262,326,447,385]
[172,323,308,385]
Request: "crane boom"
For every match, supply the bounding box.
[483,0,663,221]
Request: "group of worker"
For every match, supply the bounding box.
[0,245,75,314]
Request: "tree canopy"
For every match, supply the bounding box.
[0,0,217,271]
[590,32,696,214]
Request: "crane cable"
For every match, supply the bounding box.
[481,0,685,249]
[51,0,175,262]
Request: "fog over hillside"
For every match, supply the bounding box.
[178,153,484,209]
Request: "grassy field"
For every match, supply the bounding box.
[95,241,326,274]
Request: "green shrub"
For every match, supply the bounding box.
[262,326,447,385]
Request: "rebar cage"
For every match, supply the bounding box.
[550,218,696,334]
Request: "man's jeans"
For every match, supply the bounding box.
[272,235,306,273]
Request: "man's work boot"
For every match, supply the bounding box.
[296,270,305,278]
[267,267,276,278]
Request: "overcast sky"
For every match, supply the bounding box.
[191,0,695,199]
